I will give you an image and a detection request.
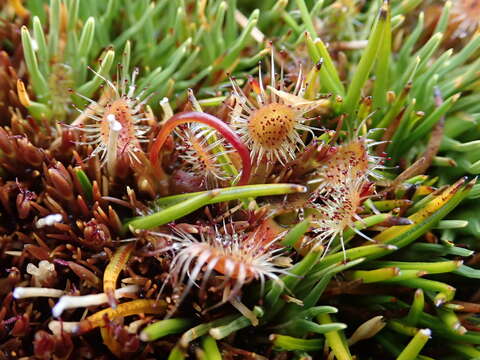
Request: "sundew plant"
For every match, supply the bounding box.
[1,0,480,359]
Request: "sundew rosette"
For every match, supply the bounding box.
[311,136,385,192]
[229,51,330,166]
[308,176,369,255]
[158,221,290,322]
[306,136,385,255]
[174,122,235,189]
[70,67,152,176]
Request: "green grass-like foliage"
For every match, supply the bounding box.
[1,0,480,359]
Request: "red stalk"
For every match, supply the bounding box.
[150,112,251,186]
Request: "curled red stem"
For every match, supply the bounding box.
[150,112,251,186]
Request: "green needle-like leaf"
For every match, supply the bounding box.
[372,0,392,111]
[153,184,307,208]
[404,289,425,327]
[77,17,96,59]
[21,26,50,101]
[140,318,193,342]
[318,313,353,360]
[271,334,324,352]
[396,329,431,360]
[76,49,115,100]
[344,1,389,129]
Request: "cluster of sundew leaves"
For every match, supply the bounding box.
[2,0,480,359]
[257,0,480,246]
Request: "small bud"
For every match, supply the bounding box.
[47,168,73,199]
[386,91,396,103]
[0,127,13,155]
[17,137,44,166]
[16,188,36,219]
[11,314,30,336]
[348,316,386,346]
[67,261,100,287]
[83,220,111,249]
[137,175,156,197]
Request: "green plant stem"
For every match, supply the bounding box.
[140,318,193,341]
[126,191,217,231]
[344,1,389,129]
[350,267,400,283]
[282,219,310,247]
[396,329,431,360]
[270,334,323,352]
[209,307,264,340]
[393,278,455,305]
[317,314,352,360]
[167,346,186,360]
[404,289,424,327]
[179,315,238,348]
[365,260,462,274]
[201,336,222,360]
[153,184,306,207]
